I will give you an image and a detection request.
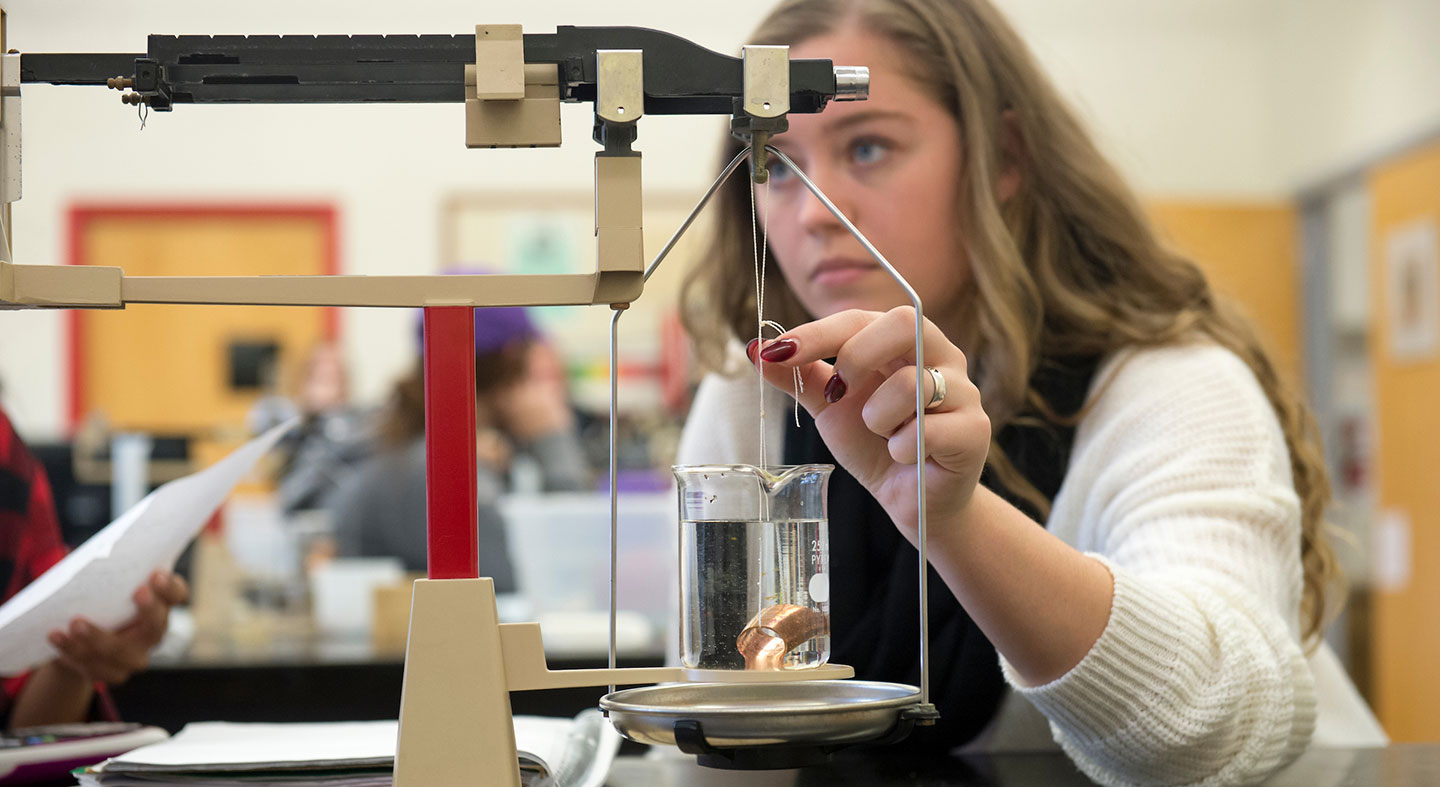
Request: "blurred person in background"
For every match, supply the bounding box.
[248,340,376,515]
[316,307,590,583]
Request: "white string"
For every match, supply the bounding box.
[761,319,805,429]
[748,162,771,551]
[748,151,805,472]
[749,162,768,468]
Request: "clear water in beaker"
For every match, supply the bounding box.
[673,465,833,671]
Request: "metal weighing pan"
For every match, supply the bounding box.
[600,680,921,749]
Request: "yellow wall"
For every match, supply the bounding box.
[1367,138,1440,742]
[1148,202,1301,382]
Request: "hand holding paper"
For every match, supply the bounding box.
[46,569,190,685]
[0,420,297,675]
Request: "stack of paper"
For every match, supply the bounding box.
[76,713,620,787]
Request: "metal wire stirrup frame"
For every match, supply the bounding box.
[605,145,936,719]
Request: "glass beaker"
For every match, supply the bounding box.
[673,464,834,671]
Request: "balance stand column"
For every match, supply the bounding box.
[422,305,479,579]
[395,306,521,786]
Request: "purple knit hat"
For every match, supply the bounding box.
[416,306,537,355]
[415,269,538,355]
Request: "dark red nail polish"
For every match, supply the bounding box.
[824,373,847,403]
[746,338,760,362]
[759,339,798,363]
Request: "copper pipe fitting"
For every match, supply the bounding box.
[736,603,829,670]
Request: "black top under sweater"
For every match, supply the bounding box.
[781,355,1102,754]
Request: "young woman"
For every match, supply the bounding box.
[677,0,1375,783]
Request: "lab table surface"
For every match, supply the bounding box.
[102,628,1428,786]
[606,745,1437,786]
[109,627,665,733]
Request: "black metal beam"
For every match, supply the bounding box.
[20,53,139,85]
[18,26,838,115]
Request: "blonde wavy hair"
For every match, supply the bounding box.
[680,0,1340,644]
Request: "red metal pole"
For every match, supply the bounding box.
[423,306,479,579]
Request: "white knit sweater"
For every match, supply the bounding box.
[675,342,1381,786]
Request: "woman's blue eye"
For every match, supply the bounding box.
[852,139,888,165]
[766,158,794,184]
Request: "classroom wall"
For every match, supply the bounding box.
[1272,0,1440,191]
[3,0,1440,439]
[997,0,1282,200]
[1367,137,1440,742]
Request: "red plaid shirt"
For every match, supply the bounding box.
[0,407,71,725]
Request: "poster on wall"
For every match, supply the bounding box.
[440,191,707,417]
[1384,218,1440,363]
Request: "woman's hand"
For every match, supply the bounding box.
[748,306,990,543]
[749,307,1114,688]
[46,569,189,685]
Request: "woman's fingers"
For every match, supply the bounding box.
[861,365,946,436]
[47,629,95,679]
[753,310,883,366]
[830,307,963,388]
[858,364,984,464]
[754,307,964,406]
[49,618,148,684]
[747,338,835,415]
[149,569,191,607]
[123,580,171,649]
[45,571,184,685]
[884,399,991,467]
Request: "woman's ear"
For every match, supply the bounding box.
[997,109,1026,204]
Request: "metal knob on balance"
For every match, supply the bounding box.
[833,65,871,101]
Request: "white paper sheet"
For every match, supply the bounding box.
[93,714,619,787]
[0,419,298,674]
[100,721,396,772]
